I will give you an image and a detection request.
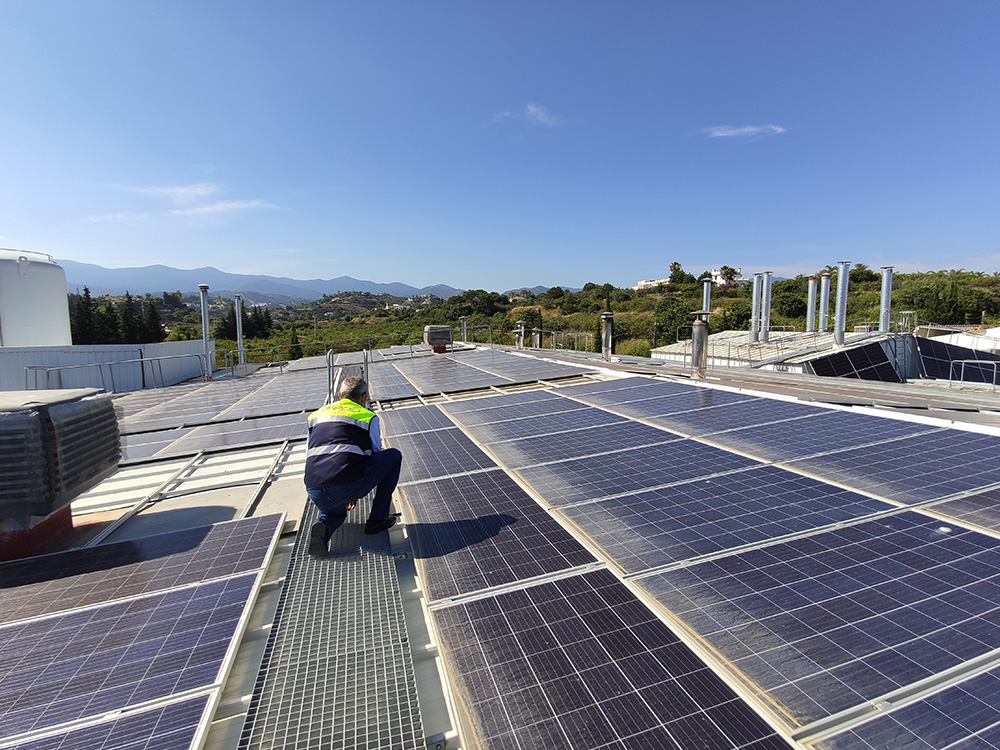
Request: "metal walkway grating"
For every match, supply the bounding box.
[239,499,424,750]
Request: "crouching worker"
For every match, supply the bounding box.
[304,376,402,556]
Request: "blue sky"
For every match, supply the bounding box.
[1,1,997,292]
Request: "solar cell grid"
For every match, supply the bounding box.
[120,426,195,461]
[394,356,515,393]
[432,569,784,749]
[485,421,677,470]
[789,429,1000,504]
[0,573,256,743]
[516,441,761,507]
[704,410,940,463]
[459,406,626,444]
[560,466,893,574]
[159,411,306,455]
[0,514,281,622]
[368,362,421,401]
[389,428,497,484]
[929,487,1000,534]
[218,370,328,419]
[553,376,653,395]
[6,693,212,750]
[399,470,596,600]
[646,397,824,437]
[637,512,1000,727]
[439,389,563,415]
[816,665,1000,749]
[560,379,697,408]
[120,379,266,432]
[379,404,454,437]
[442,394,588,426]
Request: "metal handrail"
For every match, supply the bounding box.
[25,353,207,392]
[948,360,1000,391]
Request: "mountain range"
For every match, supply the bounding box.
[60,260,465,303]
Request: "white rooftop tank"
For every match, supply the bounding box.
[0,249,73,346]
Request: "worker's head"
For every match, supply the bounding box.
[340,376,369,406]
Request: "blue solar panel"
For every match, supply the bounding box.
[646,397,824,437]
[400,470,596,600]
[458,404,624,443]
[816,665,1000,749]
[558,378,697,408]
[7,693,212,750]
[389,428,497,484]
[485,421,677,470]
[637,512,1000,727]
[559,466,893,573]
[432,569,785,749]
[516,441,762,506]
[704,411,941,463]
[378,404,455,437]
[929,487,1000,534]
[0,515,282,623]
[790,429,1000,504]
[0,574,256,742]
[440,392,586,426]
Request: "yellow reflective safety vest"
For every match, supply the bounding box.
[304,399,376,488]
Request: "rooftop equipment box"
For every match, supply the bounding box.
[423,326,453,347]
[0,249,73,346]
[0,389,120,517]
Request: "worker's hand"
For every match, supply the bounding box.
[346,500,357,511]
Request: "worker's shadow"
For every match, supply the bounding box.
[407,513,517,558]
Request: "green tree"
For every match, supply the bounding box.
[71,287,98,345]
[142,297,166,343]
[119,292,141,344]
[288,327,303,359]
[96,302,122,343]
[655,297,692,345]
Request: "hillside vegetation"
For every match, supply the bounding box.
[67,265,1000,364]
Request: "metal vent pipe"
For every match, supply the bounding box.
[749,274,762,343]
[691,312,709,378]
[460,316,467,343]
[234,293,246,366]
[532,328,541,348]
[515,320,525,350]
[760,271,773,344]
[833,261,851,346]
[806,276,817,333]
[819,273,831,332]
[198,284,212,380]
[879,267,894,333]
[702,279,712,314]
[601,312,613,361]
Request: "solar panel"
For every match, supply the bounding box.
[458,350,590,382]
[120,426,194,461]
[378,404,455,437]
[218,369,328,419]
[6,693,213,750]
[399,469,596,600]
[815,664,1000,749]
[119,378,266,432]
[916,336,1000,383]
[554,376,657,396]
[432,569,784,749]
[646,397,824,437]
[368,362,421,401]
[441,393,588,426]
[485,421,677,470]
[789,429,1000,504]
[636,511,1000,727]
[703,410,941,463]
[0,514,282,623]
[515,441,761,507]
[559,466,893,574]
[389,428,497,484]
[459,406,626,444]
[394,355,515,393]
[440,389,564,415]
[928,487,1000,534]
[559,378,697,407]
[160,411,306,455]
[0,573,256,743]
[808,342,903,383]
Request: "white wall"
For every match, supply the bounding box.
[2,339,213,392]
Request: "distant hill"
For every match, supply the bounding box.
[60,260,464,301]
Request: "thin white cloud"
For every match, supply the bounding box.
[492,102,563,127]
[124,183,221,205]
[168,199,272,216]
[705,124,786,138]
[85,211,152,223]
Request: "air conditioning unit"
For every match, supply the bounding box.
[0,389,120,517]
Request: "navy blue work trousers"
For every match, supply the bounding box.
[307,448,402,534]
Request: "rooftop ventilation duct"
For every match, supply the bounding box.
[880,266,894,333]
[423,325,453,354]
[819,273,831,332]
[806,276,817,333]
[834,261,851,346]
[0,389,119,518]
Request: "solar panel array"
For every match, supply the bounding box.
[0,514,282,749]
[916,335,1000,384]
[382,373,1000,748]
[807,341,903,382]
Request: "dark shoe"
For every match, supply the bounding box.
[308,521,329,556]
[364,516,398,535]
